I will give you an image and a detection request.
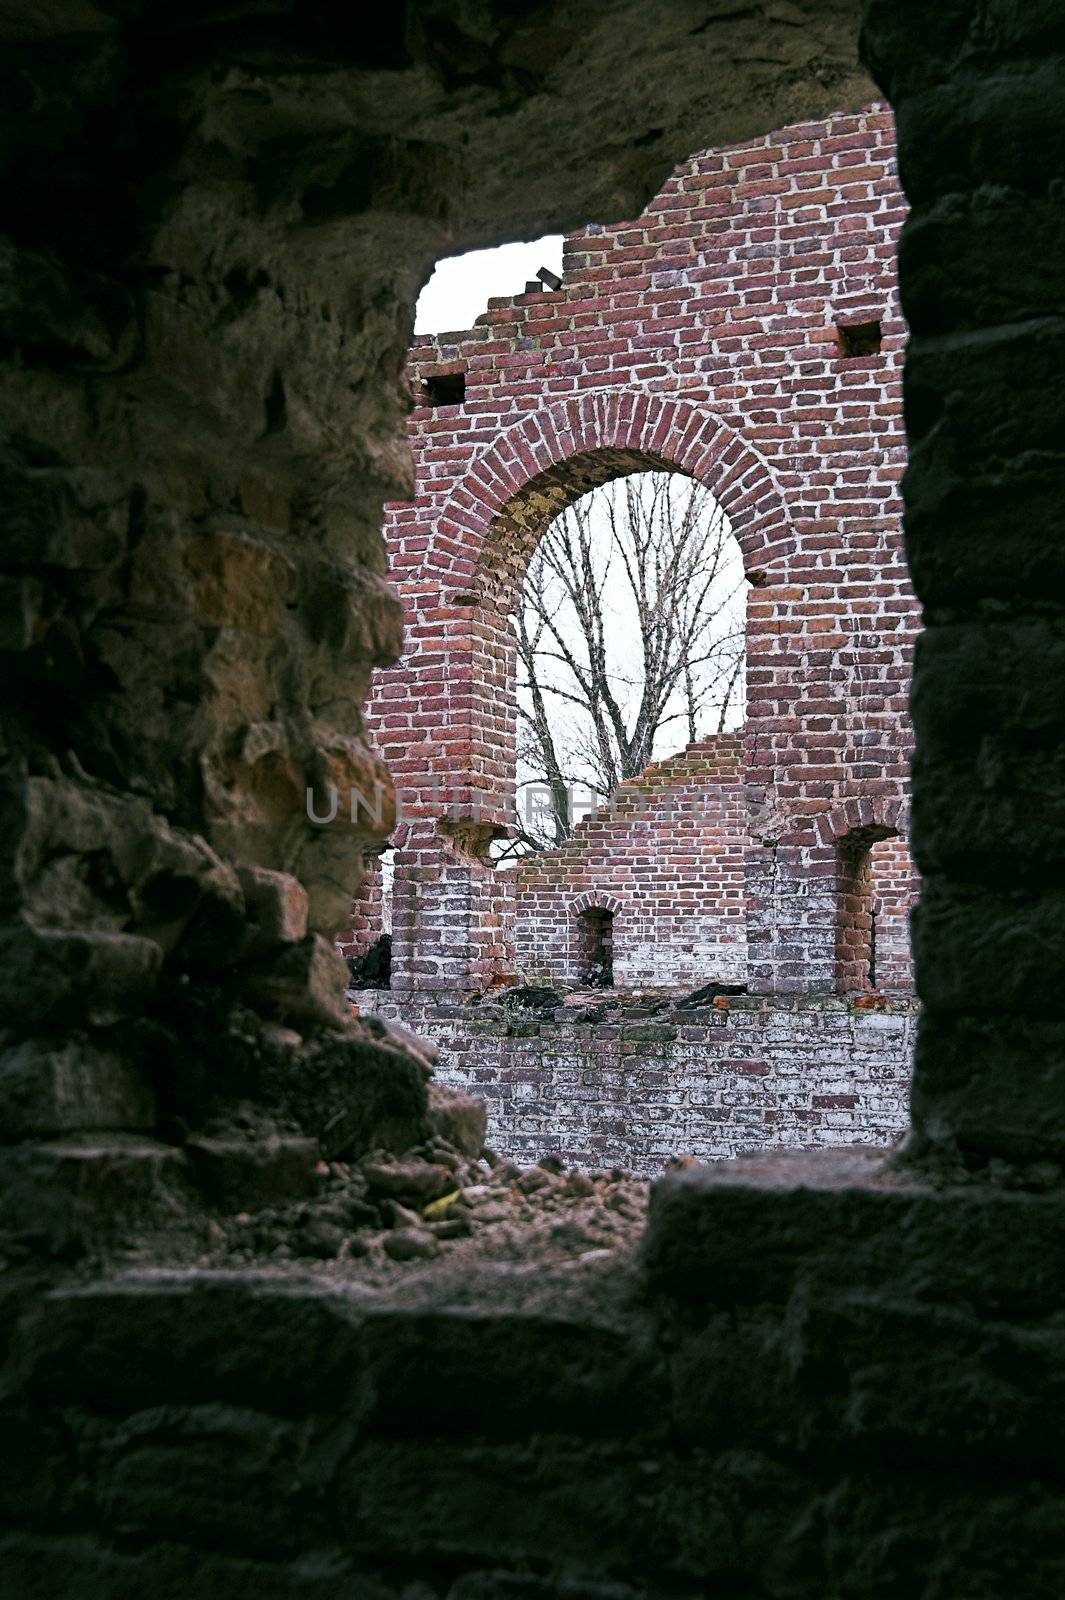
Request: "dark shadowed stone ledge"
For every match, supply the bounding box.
[642,1145,1065,1317]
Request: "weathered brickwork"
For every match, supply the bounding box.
[353,989,915,1175]
[513,735,749,988]
[344,101,921,1009]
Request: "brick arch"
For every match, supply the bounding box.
[432,391,797,611]
[814,795,908,847]
[570,889,623,918]
[570,889,619,988]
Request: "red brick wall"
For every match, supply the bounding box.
[346,101,917,997]
[513,735,749,989]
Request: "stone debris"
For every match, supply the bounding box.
[384,1226,440,1262]
[118,1127,650,1282]
[361,1159,456,1203]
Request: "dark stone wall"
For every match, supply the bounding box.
[1,1,1064,1595]
[3,1146,1064,1598]
[861,0,1065,1167]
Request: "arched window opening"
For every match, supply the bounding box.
[508,470,748,861]
[577,906,614,988]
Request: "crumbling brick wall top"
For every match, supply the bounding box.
[514,734,749,988]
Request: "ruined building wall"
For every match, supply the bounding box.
[512,735,749,989]
[342,102,920,1167]
[346,101,920,1006]
[352,987,916,1174]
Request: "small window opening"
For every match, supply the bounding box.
[577,907,614,988]
[423,370,466,407]
[346,933,391,990]
[836,837,873,992]
[344,847,394,990]
[835,828,895,992]
[836,318,882,357]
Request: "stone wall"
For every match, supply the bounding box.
[11,1143,1065,1600]
[353,988,915,1174]
[2,2,1065,1596]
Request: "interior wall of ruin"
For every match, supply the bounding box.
[353,986,917,1172]
[512,735,750,989]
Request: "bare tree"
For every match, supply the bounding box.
[510,472,745,853]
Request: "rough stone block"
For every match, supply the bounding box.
[245,934,351,1027]
[0,1037,156,1139]
[0,1538,396,1600]
[426,1080,487,1157]
[912,877,1065,1020]
[263,1025,430,1159]
[643,1146,1065,1318]
[0,574,42,651]
[185,1135,321,1211]
[97,1403,301,1556]
[361,1158,455,1204]
[911,1011,1065,1162]
[360,1304,662,1439]
[183,529,296,636]
[0,1136,186,1253]
[0,924,161,1027]
[237,864,309,951]
[11,1271,371,1414]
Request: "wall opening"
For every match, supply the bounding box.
[423,370,466,408]
[414,234,564,333]
[835,826,904,993]
[577,906,614,987]
[505,469,747,860]
[343,846,395,990]
[836,317,882,357]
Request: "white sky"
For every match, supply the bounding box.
[415,235,564,334]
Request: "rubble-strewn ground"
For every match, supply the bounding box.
[109,1131,656,1291]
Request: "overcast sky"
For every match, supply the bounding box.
[415,235,564,334]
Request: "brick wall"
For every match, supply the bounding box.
[340,100,920,1000]
[352,988,916,1175]
[512,734,749,988]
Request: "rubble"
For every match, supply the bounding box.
[113,1125,650,1285]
